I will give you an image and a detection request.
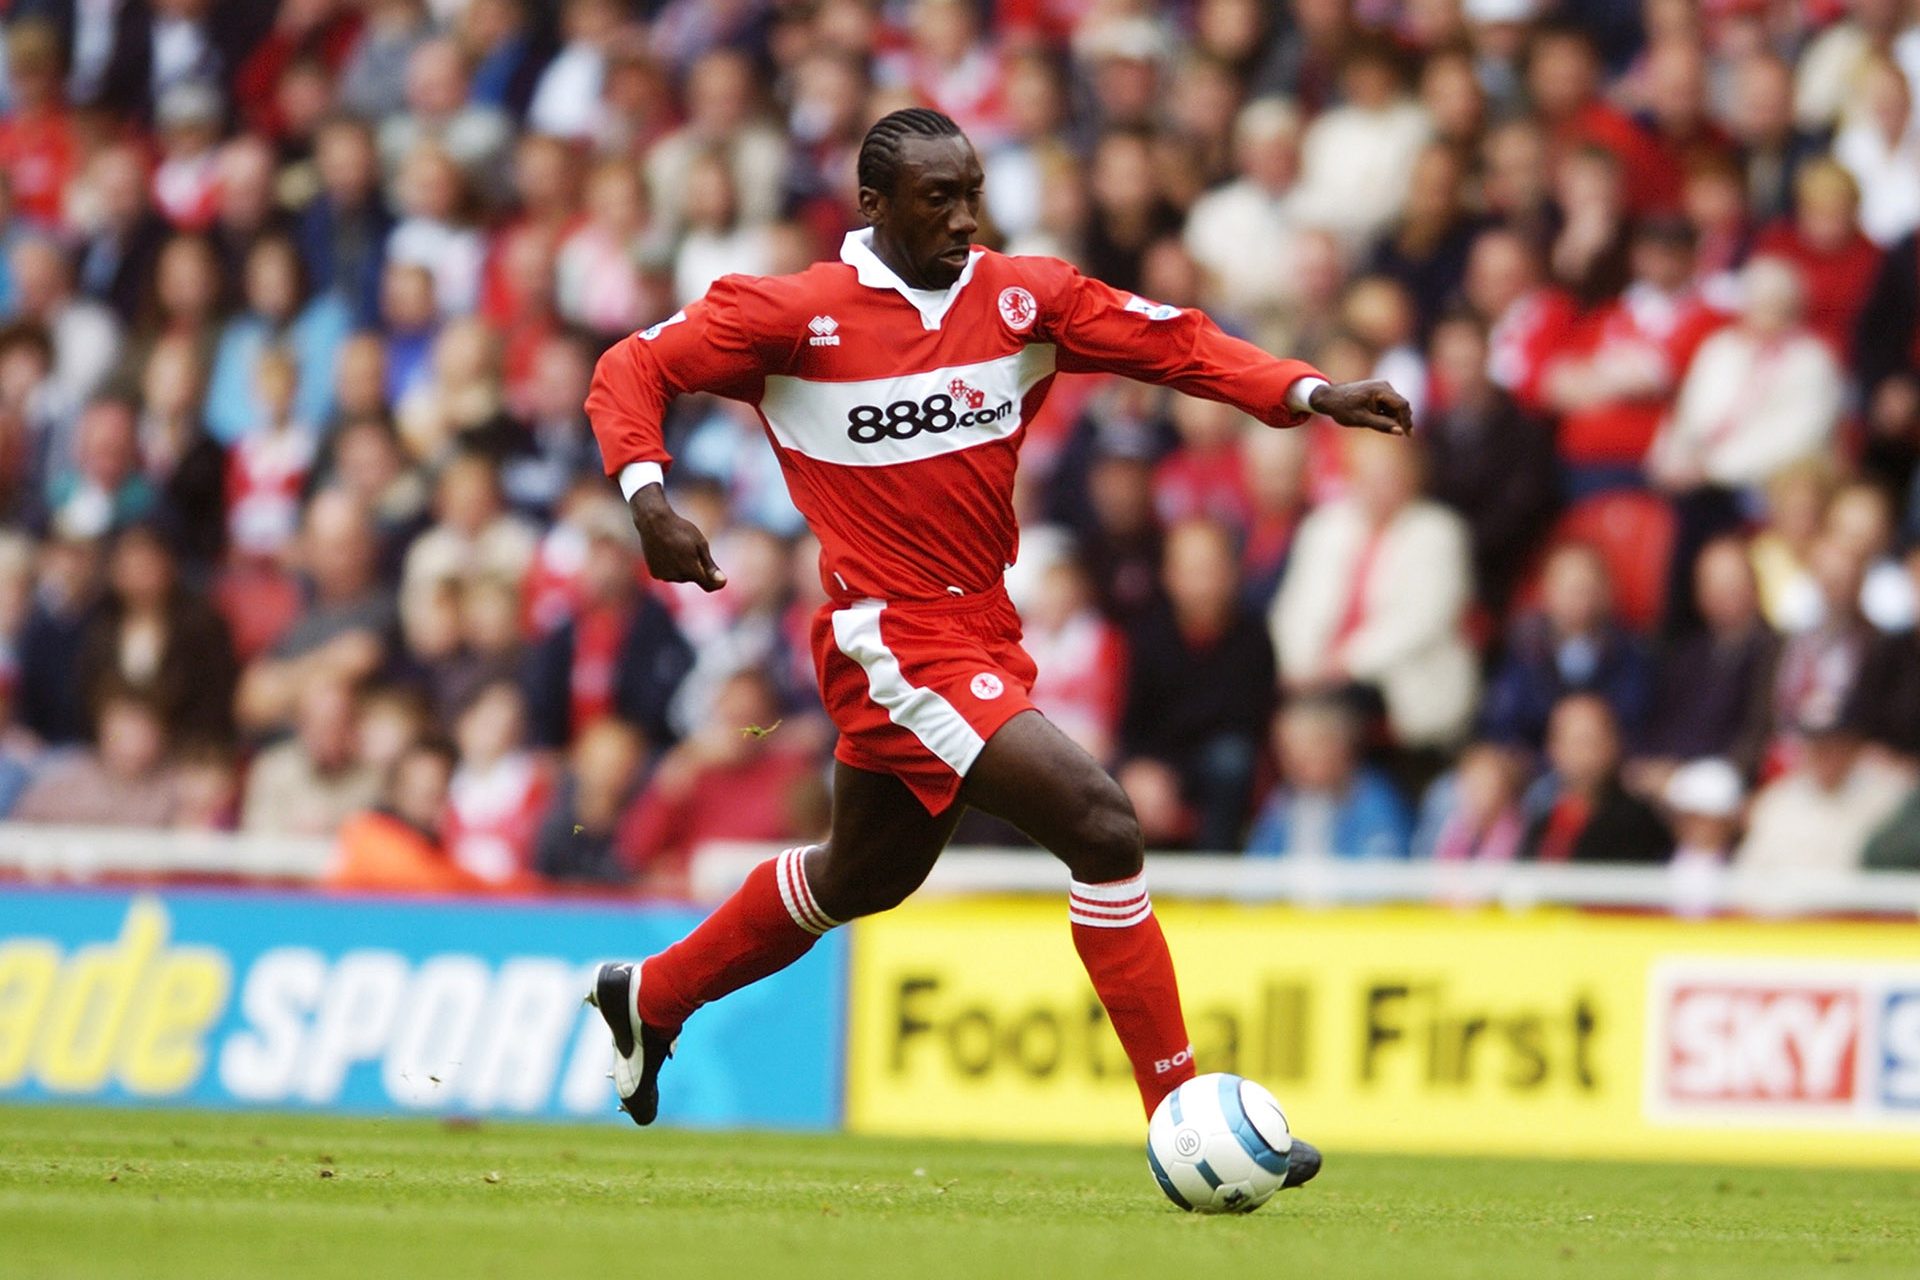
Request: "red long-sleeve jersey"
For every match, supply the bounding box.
[587,230,1325,605]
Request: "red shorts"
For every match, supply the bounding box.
[811,585,1039,814]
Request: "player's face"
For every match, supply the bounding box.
[861,133,984,290]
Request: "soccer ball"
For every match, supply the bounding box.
[1146,1073,1293,1213]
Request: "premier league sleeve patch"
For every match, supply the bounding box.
[1124,295,1182,321]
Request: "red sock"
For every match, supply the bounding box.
[1070,873,1196,1116]
[637,846,839,1034]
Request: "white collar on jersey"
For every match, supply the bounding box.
[839,228,983,332]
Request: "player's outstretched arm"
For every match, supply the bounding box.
[1306,378,1414,436]
[628,480,727,592]
[1036,263,1414,435]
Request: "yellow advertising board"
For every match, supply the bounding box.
[845,899,1920,1166]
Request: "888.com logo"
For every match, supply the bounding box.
[845,378,1015,443]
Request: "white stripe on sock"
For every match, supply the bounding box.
[792,846,842,932]
[777,847,839,935]
[1068,873,1153,928]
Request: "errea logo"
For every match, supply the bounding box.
[808,315,841,347]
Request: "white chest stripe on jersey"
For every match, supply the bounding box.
[760,345,1057,468]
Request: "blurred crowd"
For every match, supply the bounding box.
[2,0,1920,897]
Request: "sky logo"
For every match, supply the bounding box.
[1879,991,1920,1110]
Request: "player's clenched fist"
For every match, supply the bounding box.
[1309,379,1415,436]
[628,484,727,591]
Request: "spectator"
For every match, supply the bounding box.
[337,0,433,123]
[497,333,610,520]
[206,235,351,446]
[1022,556,1127,767]
[235,489,394,733]
[1832,55,1920,248]
[297,115,393,324]
[1467,226,1576,415]
[1636,537,1779,782]
[330,734,487,894]
[6,236,121,429]
[667,524,802,739]
[208,134,295,290]
[1662,756,1747,868]
[1290,40,1430,244]
[1793,0,1906,132]
[1152,395,1252,531]
[1738,714,1912,874]
[533,716,648,885]
[1661,756,1747,915]
[671,152,775,307]
[1238,425,1308,608]
[1181,97,1306,329]
[1650,256,1843,500]
[1521,694,1673,863]
[71,144,170,326]
[1420,309,1559,615]
[1844,543,1920,762]
[78,522,236,751]
[1732,53,1827,226]
[1122,517,1276,850]
[135,335,226,569]
[1650,256,1844,625]
[224,349,317,561]
[455,0,549,120]
[555,159,659,342]
[1854,230,1920,497]
[323,414,429,576]
[1824,480,1916,632]
[1483,542,1654,749]
[149,83,227,232]
[376,37,511,194]
[527,0,623,141]
[240,675,380,836]
[1769,532,1878,771]
[1364,143,1485,337]
[1414,742,1528,863]
[644,47,787,239]
[0,22,79,226]
[15,530,101,745]
[1273,432,1479,751]
[617,668,826,894]
[399,450,538,614]
[1083,129,1181,293]
[44,394,157,541]
[386,144,484,317]
[1246,695,1413,860]
[1752,161,1883,360]
[443,679,548,887]
[1542,215,1723,494]
[524,500,692,750]
[1527,25,1668,214]
[13,690,181,827]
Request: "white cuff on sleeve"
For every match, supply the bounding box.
[618,461,665,501]
[1285,377,1330,415]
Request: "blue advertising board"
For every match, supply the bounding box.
[0,888,844,1129]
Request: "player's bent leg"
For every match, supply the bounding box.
[960,711,1196,1115]
[590,761,957,1126]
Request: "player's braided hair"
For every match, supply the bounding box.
[857,107,963,195]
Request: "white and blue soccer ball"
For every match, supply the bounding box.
[1146,1073,1293,1213]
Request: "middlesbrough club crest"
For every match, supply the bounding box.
[997,287,1037,332]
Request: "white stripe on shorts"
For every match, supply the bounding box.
[830,601,986,777]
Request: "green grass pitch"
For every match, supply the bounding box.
[2,1106,1915,1280]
